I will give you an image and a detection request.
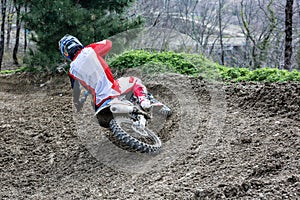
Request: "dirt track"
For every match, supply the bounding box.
[0,72,299,199]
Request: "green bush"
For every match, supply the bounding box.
[249,68,279,81]
[282,69,300,81]
[108,50,151,69]
[108,50,300,82]
[217,66,251,81]
[108,50,217,77]
[217,66,300,82]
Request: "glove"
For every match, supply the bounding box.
[74,101,84,112]
[140,98,151,110]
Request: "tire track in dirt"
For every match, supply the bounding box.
[0,73,299,199]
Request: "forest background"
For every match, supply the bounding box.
[0,0,299,74]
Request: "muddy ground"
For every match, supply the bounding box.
[0,71,299,199]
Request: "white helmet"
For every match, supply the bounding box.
[58,34,84,60]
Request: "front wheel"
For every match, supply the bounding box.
[109,117,162,153]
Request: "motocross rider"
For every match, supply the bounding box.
[58,34,151,112]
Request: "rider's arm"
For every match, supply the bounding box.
[86,39,118,92]
[91,39,112,58]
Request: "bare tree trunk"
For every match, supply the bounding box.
[240,1,258,69]
[6,1,13,49]
[0,0,7,70]
[284,0,294,71]
[218,0,224,65]
[24,3,28,53]
[13,2,21,65]
[238,0,277,69]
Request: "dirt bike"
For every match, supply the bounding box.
[89,88,172,153]
[57,65,172,153]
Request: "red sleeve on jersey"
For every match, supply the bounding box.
[88,40,112,58]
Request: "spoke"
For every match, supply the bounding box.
[116,117,156,145]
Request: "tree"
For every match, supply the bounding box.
[284,0,294,70]
[238,0,277,69]
[23,0,142,70]
[180,0,220,53]
[5,0,13,49]
[23,2,28,53]
[130,0,234,63]
[296,0,300,69]
[0,0,7,70]
[218,0,225,65]
[12,0,21,65]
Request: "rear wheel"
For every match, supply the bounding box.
[109,116,162,153]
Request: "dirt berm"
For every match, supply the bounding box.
[0,71,299,199]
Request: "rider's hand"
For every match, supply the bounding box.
[140,99,151,111]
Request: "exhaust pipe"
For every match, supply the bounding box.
[110,105,134,113]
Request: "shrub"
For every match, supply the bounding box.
[217,66,300,82]
[108,50,201,75]
[108,50,300,82]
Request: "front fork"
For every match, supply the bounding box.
[132,114,149,136]
[134,115,147,129]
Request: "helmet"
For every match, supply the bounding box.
[58,34,84,61]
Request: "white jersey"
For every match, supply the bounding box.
[68,40,120,107]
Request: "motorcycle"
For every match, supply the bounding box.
[57,66,172,153]
[80,82,172,153]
